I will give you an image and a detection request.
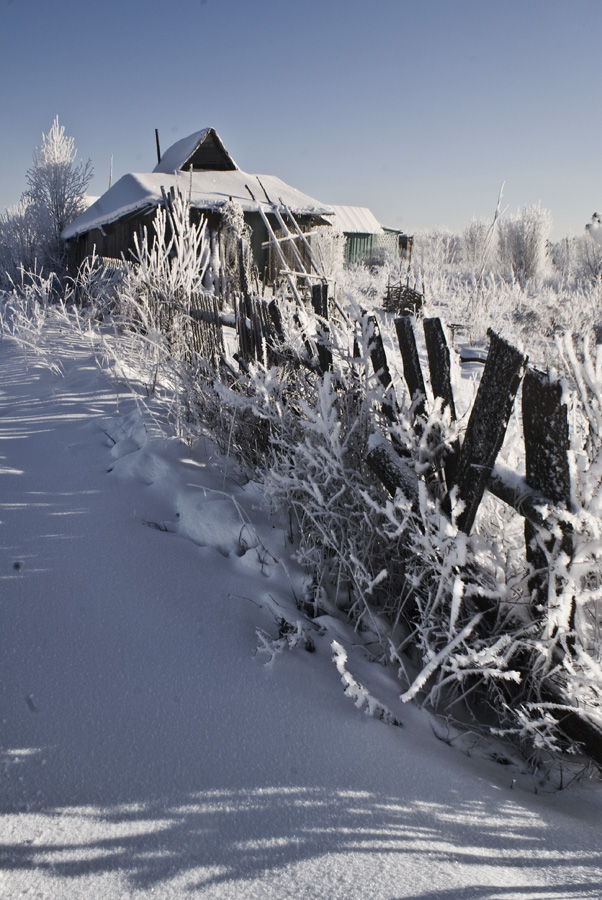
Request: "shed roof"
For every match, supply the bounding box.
[328,205,384,234]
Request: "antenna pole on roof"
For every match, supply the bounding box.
[155,129,161,164]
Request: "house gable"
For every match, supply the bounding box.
[154,128,238,174]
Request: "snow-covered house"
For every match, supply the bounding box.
[63,128,334,284]
[328,205,411,266]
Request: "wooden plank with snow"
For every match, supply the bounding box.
[311,282,332,374]
[452,330,527,534]
[423,317,456,421]
[522,369,574,624]
[394,317,426,420]
[366,316,396,422]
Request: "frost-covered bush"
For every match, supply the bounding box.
[309,227,346,281]
[0,198,39,286]
[116,192,210,347]
[550,233,602,283]
[497,203,552,285]
[461,216,499,274]
[412,226,462,271]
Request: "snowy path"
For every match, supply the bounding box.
[1,328,601,899]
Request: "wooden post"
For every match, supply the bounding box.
[394,317,426,419]
[522,369,574,627]
[268,300,285,342]
[311,282,332,374]
[452,331,527,534]
[365,315,396,422]
[235,294,253,364]
[423,318,456,420]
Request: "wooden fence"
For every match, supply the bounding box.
[182,286,601,766]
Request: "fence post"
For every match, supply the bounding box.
[452,331,527,534]
[423,316,460,487]
[522,369,574,627]
[235,293,253,365]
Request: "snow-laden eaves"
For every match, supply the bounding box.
[63,170,334,239]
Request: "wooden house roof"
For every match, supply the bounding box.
[63,129,333,240]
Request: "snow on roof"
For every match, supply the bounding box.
[153,128,238,174]
[63,169,333,239]
[328,205,384,234]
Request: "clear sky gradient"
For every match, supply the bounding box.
[1,0,600,241]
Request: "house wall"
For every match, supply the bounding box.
[67,206,325,289]
[345,232,404,266]
[68,210,156,270]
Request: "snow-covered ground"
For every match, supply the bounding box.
[1,324,601,899]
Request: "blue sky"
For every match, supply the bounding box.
[1,0,600,240]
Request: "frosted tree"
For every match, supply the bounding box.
[0,197,38,284]
[497,203,552,284]
[24,116,93,271]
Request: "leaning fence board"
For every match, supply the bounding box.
[257,206,303,305]
[365,316,391,389]
[452,330,527,534]
[394,317,426,419]
[423,317,456,420]
[366,316,396,422]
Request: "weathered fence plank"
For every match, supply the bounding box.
[452,331,527,534]
[394,316,426,419]
[423,317,456,420]
[523,370,571,504]
[365,434,419,508]
[188,292,224,369]
[311,282,333,374]
[366,315,397,422]
[522,369,574,626]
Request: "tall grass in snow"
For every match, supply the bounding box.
[3,204,602,778]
